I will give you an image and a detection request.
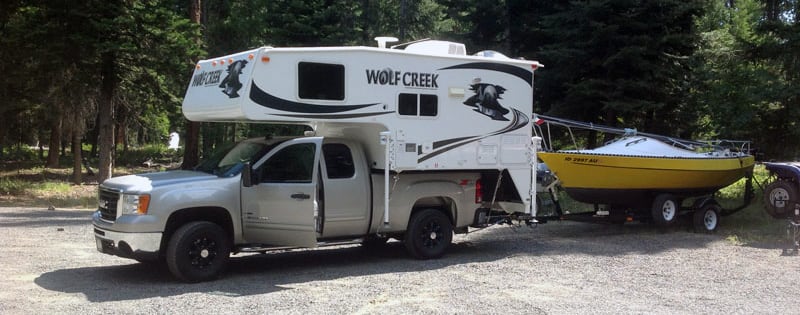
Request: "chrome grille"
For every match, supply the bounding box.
[98,187,120,221]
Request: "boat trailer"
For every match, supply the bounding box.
[763,162,800,255]
[532,166,756,233]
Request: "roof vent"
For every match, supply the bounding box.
[473,50,510,59]
[374,36,399,49]
[405,40,467,56]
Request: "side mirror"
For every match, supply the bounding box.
[242,163,253,187]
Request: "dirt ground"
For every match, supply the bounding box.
[1,206,799,314]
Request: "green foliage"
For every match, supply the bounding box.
[0,178,31,195]
[533,1,704,138]
[2,0,800,171]
[1,146,40,162]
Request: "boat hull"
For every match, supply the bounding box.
[538,152,755,207]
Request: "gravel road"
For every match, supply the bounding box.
[1,206,798,314]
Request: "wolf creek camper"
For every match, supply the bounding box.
[92,38,543,282]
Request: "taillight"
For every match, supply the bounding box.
[475,179,483,204]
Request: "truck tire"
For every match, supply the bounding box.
[166,221,231,283]
[764,180,798,219]
[651,194,679,226]
[404,209,453,260]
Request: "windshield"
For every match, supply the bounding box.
[194,141,272,176]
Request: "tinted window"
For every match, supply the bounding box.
[323,143,355,179]
[298,62,345,100]
[398,93,437,117]
[260,143,316,183]
[398,93,417,115]
[420,94,438,116]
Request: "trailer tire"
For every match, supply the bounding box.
[404,209,453,260]
[651,194,679,226]
[693,204,720,233]
[764,180,798,219]
[166,221,230,283]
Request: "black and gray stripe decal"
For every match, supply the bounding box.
[272,112,393,119]
[418,109,530,163]
[250,82,380,114]
[438,62,533,86]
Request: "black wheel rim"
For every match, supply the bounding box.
[188,236,217,269]
[419,219,442,249]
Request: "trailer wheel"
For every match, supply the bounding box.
[764,180,798,219]
[651,194,679,226]
[404,209,453,260]
[166,221,230,283]
[693,204,720,233]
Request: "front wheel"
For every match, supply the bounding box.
[651,194,679,226]
[166,221,231,283]
[404,209,453,259]
[693,204,720,233]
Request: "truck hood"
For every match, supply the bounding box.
[102,170,219,193]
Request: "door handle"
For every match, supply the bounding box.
[291,193,310,200]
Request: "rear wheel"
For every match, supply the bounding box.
[693,204,720,233]
[166,221,231,283]
[651,194,679,226]
[404,209,453,259]
[764,180,798,219]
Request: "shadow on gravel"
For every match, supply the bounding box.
[34,221,731,302]
[34,241,503,302]
[0,209,91,228]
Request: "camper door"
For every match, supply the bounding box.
[241,137,323,247]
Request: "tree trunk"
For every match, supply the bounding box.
[97,52,117,183]
[46,117,62,168]
[182,0,203,170]
[71,132,82,184]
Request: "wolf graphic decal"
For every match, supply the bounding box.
[463,81,510,121]
[219,60,248,98]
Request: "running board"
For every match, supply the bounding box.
[233,238,364,254]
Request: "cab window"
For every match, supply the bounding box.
[260,143,316,183]
[322,143,355,179]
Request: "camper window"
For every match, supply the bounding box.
[398,93,418,115]
[398,93,438,117]
[298,62,345,101]
[420,94,438,116]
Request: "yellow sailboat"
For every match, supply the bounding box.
[533,114,755,231]
[537,136,755,206]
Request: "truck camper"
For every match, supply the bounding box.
[93,38,543,282]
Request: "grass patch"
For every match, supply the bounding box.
[0,163,165,209]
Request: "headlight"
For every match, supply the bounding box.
[121,194,150,215]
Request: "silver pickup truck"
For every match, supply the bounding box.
[93,135,485,282]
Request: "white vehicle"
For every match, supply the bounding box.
[93,38,543,282]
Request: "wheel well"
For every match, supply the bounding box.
[160,207,234,254]
[410,196,456,224]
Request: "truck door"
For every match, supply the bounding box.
[318,141,371,238]
[241,137,322,247]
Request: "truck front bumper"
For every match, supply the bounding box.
[93,212,163,261]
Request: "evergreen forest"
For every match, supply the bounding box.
[1,0,798,183]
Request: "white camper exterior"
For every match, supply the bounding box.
[183,40,542,215]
